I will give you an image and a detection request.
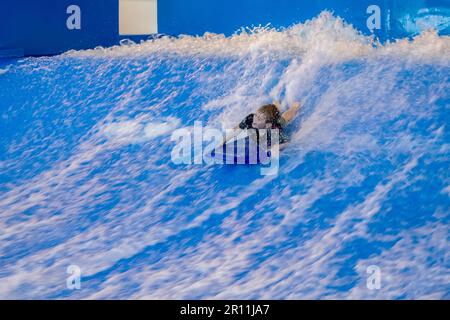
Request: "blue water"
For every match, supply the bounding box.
[0,14,449,299]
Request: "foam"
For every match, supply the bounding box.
[102,117,180,144]
[62,11,449,64]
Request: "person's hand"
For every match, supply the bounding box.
[292,101,301,111]
[273,100,282,110]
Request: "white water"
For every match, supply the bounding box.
[0,12,449,299]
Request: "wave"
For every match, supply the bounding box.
[0,12,448,299]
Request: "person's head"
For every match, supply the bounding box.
[252,104,281,129]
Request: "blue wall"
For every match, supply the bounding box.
[0,0,449,57]
[0,0,118,57]
[159,0,450,38]
[159,0,389,38]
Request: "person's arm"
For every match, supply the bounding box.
[281,101,301,124]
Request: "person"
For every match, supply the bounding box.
[236,101,301,148]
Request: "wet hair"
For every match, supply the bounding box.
[257,104,281,122]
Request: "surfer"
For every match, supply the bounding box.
[223,101,301,149]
